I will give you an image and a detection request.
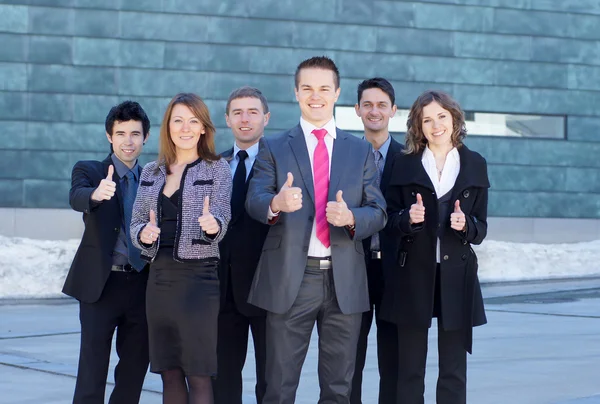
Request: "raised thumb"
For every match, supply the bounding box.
[416,193,423,206]
[336,190,344,203]
[285,172,294,187]
[454,200,461,212]
[106,165,114,180]
[203,196,210,215]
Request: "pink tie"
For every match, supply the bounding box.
[312,128,330,248]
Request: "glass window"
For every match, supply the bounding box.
[335,106,565,139]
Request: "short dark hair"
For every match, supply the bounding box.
[294,56,340,89]
[105,100,151,137]
[357,77,395,106]
[225,86,269,115]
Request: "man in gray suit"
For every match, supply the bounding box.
[246,56,387,403]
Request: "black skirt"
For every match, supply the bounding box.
[146,247,220,376]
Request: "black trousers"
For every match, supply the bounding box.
[396,323,467,404]
[73,270,149,404]
[214,273,267,404]
[263,265,362,404]
[351,258,398,404]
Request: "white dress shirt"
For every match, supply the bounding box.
[421,146,460,263]
[300,117,337,258]
[229,141,260,180]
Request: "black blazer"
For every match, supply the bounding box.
[362,136,404,261]
[218,148,270,317]
[379,145,490,352]
[62,155,141,303]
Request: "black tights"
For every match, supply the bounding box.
[161,368,213,404]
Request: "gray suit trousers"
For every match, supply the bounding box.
[263,264,362,404]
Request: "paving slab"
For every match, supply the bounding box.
[1,278,599,404]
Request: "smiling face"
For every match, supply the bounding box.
[355,87,397,134]
[225,97,270,148]
[421,101,454,148]
[294,67,340,127]
[106,120,144,168]
[169,103,205,153]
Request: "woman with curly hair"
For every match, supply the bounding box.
[380,90,490,404]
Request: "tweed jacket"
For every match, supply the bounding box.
[131,157,232,263]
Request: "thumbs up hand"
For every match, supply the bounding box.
[409,193,425,224]
[450,200,466,231]
[270,172,303,213]
[91,165,117,202]
[140,209,161,245]
[326,190,355,227]
[198,196,220,235]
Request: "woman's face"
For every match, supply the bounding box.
[421,101,453,148]
[169,104,204,152]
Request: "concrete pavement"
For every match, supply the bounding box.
[1,278,599,404]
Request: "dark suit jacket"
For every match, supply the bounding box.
[362,136,404,260]
[380,145,489,345]
[63,155,140,303]
[218,147,270,317]
[245,125,387,315]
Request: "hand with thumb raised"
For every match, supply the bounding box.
[450,199,466,231]
[198,196,220,235]
[141,209,161,245]
[409,193,425,224]
[270,171,303,213]
[91,165,117,202]
[326,190,354,227]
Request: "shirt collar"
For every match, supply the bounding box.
[233,140,260,161]
[300,117,337,140]
[111,153,139,181]
[375,135,392,158]
[422,146,459,163]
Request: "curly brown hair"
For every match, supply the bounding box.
[404,90,467,154]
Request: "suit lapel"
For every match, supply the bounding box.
[328,128,350,201]
[380,137,403,195]
[450,145,490,202]
[289,125,315,204]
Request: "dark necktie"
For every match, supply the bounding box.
[231,150,249,218]
[123,170,145,271]
[370,150,384,251]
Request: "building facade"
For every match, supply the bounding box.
[1,0,600,240]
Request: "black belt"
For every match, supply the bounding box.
[111,264,134,272]
[370,250,382,260]
[307,256,332,269]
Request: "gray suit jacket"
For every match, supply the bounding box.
[245,125,387,315]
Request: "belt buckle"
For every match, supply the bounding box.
[319,259,331,269]
[371,251,382,260]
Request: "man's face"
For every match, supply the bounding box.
[294,67,340,127]
[106,120,145,168]
[355,88,397,133]
[225,97,270,147]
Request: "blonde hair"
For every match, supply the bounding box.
[158,93,218,173]
[405,90,467,154]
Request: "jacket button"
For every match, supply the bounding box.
[303,246,308,252]
[406,237,413,243]
[411,191,416,197]
[462,240,467,245]
[463,190,470,198]
[114,227,119,233]
[308,216,314,221]
[443,255,449,261]
[461,254,467,260]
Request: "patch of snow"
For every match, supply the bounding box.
[1,236,599,299]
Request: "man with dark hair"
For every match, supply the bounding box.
[214,86,271,404]
[246,56,387,403]
[351,77,403,404]
[63,101,151,404]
